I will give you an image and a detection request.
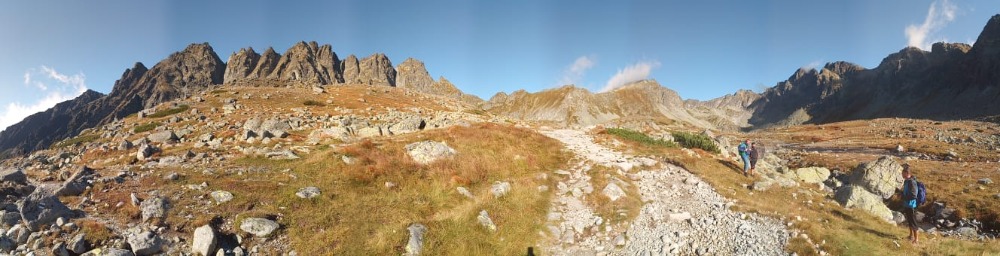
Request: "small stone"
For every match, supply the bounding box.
[240,218,279,237]
[127,230,163,255]
[295,187,321,199]
[602,183,626,202]
[210,191,234,204]
[979,178,993,185]
[456,187,474,199]
[490,181,511,198]
[68,233,87,254]
[477,210,497,232]
[192,225,217,256]
[405,223,427,256]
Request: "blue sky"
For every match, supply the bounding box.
[1,0,998,130]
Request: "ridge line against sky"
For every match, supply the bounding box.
[1,0,999,131]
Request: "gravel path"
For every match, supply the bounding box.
[541,129,790,256]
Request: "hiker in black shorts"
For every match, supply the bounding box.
[748,142,763,177]
[901,164,920,244]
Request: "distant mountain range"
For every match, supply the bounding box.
[3,14,1000,159]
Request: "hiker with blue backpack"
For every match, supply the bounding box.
[738,140,751,176]
[901,164,927,245]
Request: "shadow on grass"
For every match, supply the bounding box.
[716,159,747,176]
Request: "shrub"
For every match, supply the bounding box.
[671,131,720,153]
[147,105,189,118]
[133,122,161,133]
[606,128,677,147]
[303,100,326,107]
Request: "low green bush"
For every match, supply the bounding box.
[606,128,677,147]
[671,131,720,153]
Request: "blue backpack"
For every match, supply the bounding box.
[906,178,927,206]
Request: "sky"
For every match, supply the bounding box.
[0,0,998,131]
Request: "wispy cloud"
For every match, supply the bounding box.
[557,55,596,86]
[601,60,661,92]
[905,0,958,50]
[801,60,823,71]
[0,66,88,132]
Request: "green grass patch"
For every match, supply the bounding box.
[147,105,189,118]
[606,128,677,147]
[53,134,100,148]
[133,122,161,133]
[303,100,326,107]
[671,131,720,153]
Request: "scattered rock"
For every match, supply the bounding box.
[192,225,217,256]
[405,223,427,256]
[264,149,299,160]
[668,212,692,222]
[895,145,905,153]
[390,117,426,134]
[490,181,511,198]
[136,143,159,161]
[127,230,164,256]
[979,178,993,185]
[0,168,27,183]
[602,183,626,201]
[405,141,456,164]
[295,187,321,199]
[456,187,474,199]
[69,233,87,254]
[0,236,14,253]
[477,210,497,232]
[210,191,234,204]
[147,130,178,143]
[240,218,279,237]
[86,247,137,256]
[140,196,170,223]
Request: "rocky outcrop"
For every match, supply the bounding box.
[267,41,342,84]
[0,90,104,158]
[249,47,280,79]
[848,156,903,199]
[340,54,361,84]
[223,47,260,84]
[396,58,435,90]
[357,53,396,86]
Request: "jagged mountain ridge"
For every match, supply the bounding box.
[747,14,1000,127]
[0,41,480,159]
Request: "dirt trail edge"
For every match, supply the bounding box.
[541,129,790,256]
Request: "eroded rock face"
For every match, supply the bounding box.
[396,58,434,90]
[267,41,341,84]
[223,47,261,84]
[357,53,396,86]
[249,47,281,79]
[341,54,361,84]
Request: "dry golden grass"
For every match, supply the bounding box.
[592,124,1000,256]
[77,219,116,246]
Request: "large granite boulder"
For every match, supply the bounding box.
[849,156,904,199]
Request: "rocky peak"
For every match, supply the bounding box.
[250,47,280,79]
[876,47,930,72]
[971,14,1000,55]
[822,61,865,76]
[396,58,435,90]
[223,47,261,84]
[341,54,361,84]
[267,41,341,84]
[109,62,148,94]
[357,53,396,87]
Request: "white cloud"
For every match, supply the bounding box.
[0,66,88,132]
[557,56,596,86]
[601,60,661,92]
[802,60,823,71]
[905,0,958,50]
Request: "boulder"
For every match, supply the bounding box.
[69,233,87,254]
[191,225,217,256]
[834,185,893,222]
[849,156,904,199]
[210,191,233,204]
[405,223,427,256]
[477,210,497,232]
[295,187,321,199]
[52,241,70,256]
[18,187,73,231]
[136,143,159,161]
[355,126,383,138]
[490,181,511,198]
[979,178,994,185]
[259,118,292,137]
[240,218,279,237]
[147,130,178,143]
[126,231,163,256]
[307,127,352,143]
[0,236,13,253]
[82,248,135,256]
[405,141,457,164]
[140,196,169,223]
[56,166,95,197]
[602,183,626,202]
[0,169,27,184]
[389,117,426,134]
[795,167,831,184]
[0,210,21,226]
